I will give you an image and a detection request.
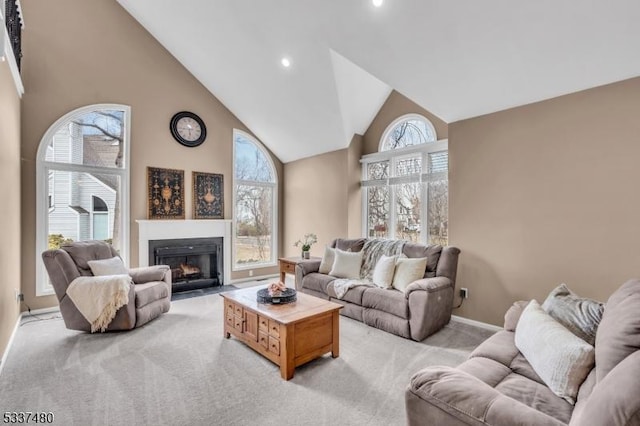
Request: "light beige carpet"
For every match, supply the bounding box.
[0,294,494,426]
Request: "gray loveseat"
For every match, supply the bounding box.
[295,238,461,341]
[406,279,640,426]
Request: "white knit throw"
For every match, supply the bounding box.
[66,274,131,333]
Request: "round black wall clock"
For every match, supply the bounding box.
[170,111,207,147]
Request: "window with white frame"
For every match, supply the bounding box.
[233,130,278,270]
[36,104,130,295]
[362,114,448,245]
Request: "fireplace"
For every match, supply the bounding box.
[149,237,223,292]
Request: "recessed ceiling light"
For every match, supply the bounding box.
[281,57,291,68]
[372,0,383,7]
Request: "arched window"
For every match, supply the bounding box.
[233,130,278,270]
[362,114,448,245]
[36,104,130,295]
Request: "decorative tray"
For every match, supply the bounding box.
[257,288,297,304]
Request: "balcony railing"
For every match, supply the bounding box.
[4,0,22,70]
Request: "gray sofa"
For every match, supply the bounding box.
[42,240,171,332]
[406,279,640,426]
[295,238,461,341]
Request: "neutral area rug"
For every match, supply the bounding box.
[0,294,494,426]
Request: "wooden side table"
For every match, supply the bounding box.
[278,256,321,284]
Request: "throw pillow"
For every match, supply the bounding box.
[515,300,595,405]
[329,249,363,279]
[542,283,604,346]
[392,257,428,292]
[318,246,335,274]
[371,255,397,289]
[87,256,128,276]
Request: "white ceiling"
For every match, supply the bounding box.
[117,0,640,163]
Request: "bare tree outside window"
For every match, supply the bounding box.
[234,133,276,267]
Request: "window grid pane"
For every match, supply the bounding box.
[235,184,274,266]
[367,186,389,238]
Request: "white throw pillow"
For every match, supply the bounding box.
[87,256,128,276]
[329,249,362,279]
[515,300,595,405]
[372,255,397,288]
[318,246,335,274]
[392,257,427,292]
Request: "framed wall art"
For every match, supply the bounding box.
[147,167,185,219]
[193,171,224,219]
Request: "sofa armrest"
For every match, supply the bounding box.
[294,259,321,290]
[503,300,530,331]
[406,366,565,426]
[129,265,171,285]
[405,277,452,296]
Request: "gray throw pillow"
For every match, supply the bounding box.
[541,283,604,346]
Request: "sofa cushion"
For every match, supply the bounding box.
[331,238,366,253]
[87,256,128,276]
[392,257,428,292]
[458,357,574,424]
[62,240,116,275]
[595,279,640,382]
[362,287,409,319]
[402,243,441,277]
[134,281,169,308]
[301,273,335,295]
[318,246,335,274]
[327,283,367,305]
[542,283,604,346]
[515,300,595,404]
[329,249,363,279]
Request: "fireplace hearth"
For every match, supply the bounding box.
[149,237,223,293]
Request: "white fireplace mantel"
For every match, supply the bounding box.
[137,219,232,285]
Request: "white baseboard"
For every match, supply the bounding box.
[451,314,503,332]
[23,306,60,316]
[0,313,21,378]
[228,274,278,285]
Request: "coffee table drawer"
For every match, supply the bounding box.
[226,312,234,327]
[258,316,269,332]
[234,304,243,317]
[269,336,280,355]
[268,320,280,338]
[258,331,269,350]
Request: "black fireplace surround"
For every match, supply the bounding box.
[149,237,223,292]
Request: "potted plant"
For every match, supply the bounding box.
[294,233,318,259]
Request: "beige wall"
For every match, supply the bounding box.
[284,149,349,257]
[363,90,448,155]
[0,61,22,358]
[450,77,640,325]
[20,0,282,310]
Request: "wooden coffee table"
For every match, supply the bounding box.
[221,286,342,380]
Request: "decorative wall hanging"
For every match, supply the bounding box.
[193,171,224,219]
[147,167,185,219]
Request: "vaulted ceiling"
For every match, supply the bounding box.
[117,0,640,163]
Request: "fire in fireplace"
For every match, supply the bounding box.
[148,237,223,293]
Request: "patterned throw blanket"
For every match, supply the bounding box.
[66,274,131,332]
[332,239,405,299]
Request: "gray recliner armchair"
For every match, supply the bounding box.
[42,240,171,332]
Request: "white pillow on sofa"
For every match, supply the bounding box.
[318,246,335,274]
[392,257,427,292]
[515,300,595,405]
[87,256,128,276]
[329,249,362,279]
[372,255,397,288]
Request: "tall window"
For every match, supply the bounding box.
[362,114,448,245]
[36,104,130,295]
[233,130,277,270]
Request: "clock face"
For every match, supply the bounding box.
[170,111,207,147]
[176,117,202,142]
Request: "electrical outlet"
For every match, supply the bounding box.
[249,270,254,277]
[15,289,23,302]
[459,288,469,299]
